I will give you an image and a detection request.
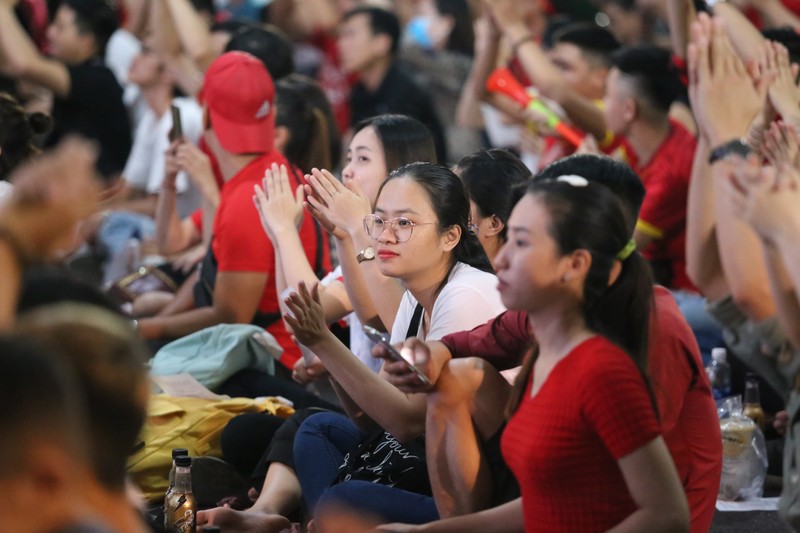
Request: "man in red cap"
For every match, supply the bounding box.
[137,51,314,369]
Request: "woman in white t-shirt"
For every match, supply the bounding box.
[281,162,506,525]
[254,114,437,373]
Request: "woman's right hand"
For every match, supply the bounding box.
[377,337,440,393]
[253,163,305,243]
[304,168,371,240]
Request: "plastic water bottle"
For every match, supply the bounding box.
[706,347,732,400]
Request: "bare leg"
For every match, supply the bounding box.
[425,357,511,518]
[197,462,301,533]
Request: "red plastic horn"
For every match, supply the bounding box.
[486,68,531,107]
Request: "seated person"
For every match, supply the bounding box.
[0,0,132,180]
[455,148,532,266]
[383,155,721,531]
[285,163,505,524]
[380,165,690,532]
[136,52,325,371]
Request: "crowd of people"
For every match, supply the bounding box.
[3,0,800,531]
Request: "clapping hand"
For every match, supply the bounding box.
[688,13,766,146]
[253,163,304,243]
[727,122,800,243]
[304,168,371,240]
[282,281,330,348]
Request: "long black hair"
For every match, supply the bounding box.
[377,162,494,295]
[275,74,341,171]
[507,179,654,414]
[354,114,437,172]
[456,148,532,243]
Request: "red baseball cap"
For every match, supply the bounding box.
[201,51,275,154]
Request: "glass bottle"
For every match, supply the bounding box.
[743,374,765,431]
[165,455,196,533]
[164,448,189,529]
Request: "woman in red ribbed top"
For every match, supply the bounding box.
[494,177,689,533]
[379,176,693,533]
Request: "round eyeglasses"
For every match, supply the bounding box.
[363,214,437,243]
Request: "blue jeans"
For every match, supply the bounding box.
[293,412,439,523]
[294,412,364,513]
[98,211,155,255]
[672,289,724,367]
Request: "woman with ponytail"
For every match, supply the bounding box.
[498,177,688,532]
[387,176,689,533]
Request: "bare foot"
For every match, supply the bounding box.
[197,506,292,533]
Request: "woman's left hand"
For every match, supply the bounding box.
[305,168,371,238]
[282,281,330,347]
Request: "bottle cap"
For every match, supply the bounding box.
[175,455,192,467]
[172,448,189,458]
[711,347,726,362]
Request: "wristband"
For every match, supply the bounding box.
[708,138,750,165]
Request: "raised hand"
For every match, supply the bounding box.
[688,13,763,146]
[765,41,800,125]
[762,120,800,170]
[726,143,800,243]
[175,141,218,202]
[282,281,330,347]
[304,167,371,240]
[252,163,304,243]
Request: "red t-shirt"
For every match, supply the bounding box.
[211,152,331,369]
[625,120,698,292]
[440,287,721,533]
[501,336,661,533]
[189,208,203,234]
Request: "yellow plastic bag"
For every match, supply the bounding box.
[128,394,294,501]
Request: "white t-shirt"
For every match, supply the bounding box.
[390,262,506,344]
[321,266,381,373]
[122,97,204,218]
[105,29,147,129]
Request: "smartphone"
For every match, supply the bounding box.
[169,104,183,142]
[362,325,430,386]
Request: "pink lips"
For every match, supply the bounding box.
[377,249,399,259]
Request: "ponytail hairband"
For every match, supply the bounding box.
[616,239,636,261]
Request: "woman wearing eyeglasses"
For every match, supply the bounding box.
[281,162,505,525]
[253,114,437,375]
